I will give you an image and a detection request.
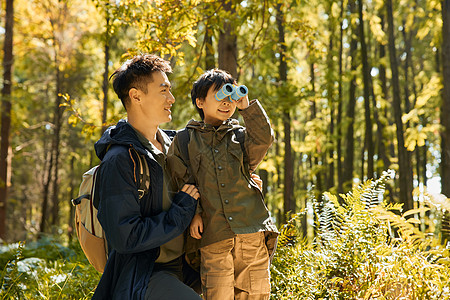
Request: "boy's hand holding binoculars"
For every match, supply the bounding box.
[215,83,250,109]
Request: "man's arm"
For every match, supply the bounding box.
[96,150,197,254]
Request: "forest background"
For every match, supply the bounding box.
[0,0,450,298]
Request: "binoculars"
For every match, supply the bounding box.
[215,83,248,101]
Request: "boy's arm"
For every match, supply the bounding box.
[239,99,274,173]
[167,135,190,190]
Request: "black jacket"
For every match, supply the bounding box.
[92,120,197,300]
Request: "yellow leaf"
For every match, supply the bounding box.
[403,207,430,218]
[406,218,421,224]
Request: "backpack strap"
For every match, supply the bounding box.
[177,128,191,167]
[177,128,196,184]
[130,148,150,200]
[232,127,249,171]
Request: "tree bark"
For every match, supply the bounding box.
[218,0,237,77]
[102,14,110,133]
[326,6,335,189]
[358,0,374,179]
[50,65,64,227]
[386,0,414,211]
[204,26,215,70]
[0,0,14,240]
[276,2,294,223]
[441,0,450,198]
[343,0,358,191]
[337,0,345,195]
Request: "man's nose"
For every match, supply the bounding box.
[168,91,175,103]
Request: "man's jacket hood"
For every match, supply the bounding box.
[95,119,144,160]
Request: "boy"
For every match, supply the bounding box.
[167,69,278,299]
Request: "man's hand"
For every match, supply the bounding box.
[235,94,249,110]
[189,214,203,239]
[181,184,200,200]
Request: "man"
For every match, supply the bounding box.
[92,54,201,300]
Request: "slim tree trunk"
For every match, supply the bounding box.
[310,62,322,193]
[276,2,294,223]
[102,14,110,133]
[50,66,64,227]
[0,0,14,240]
[205,26,215,70]
[326,5,335,189]
[68,156,75,242]
[441,0,450,198]
[337,0,345,195]
[218,0,237,77]
[386,0,414,211]
[358,0,374,179]
[343,0,358,191]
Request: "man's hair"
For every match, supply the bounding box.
[191,69,236,119]
[110,54,172,109]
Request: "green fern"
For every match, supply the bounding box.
[271,171,450,299]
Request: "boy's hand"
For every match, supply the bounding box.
[251,173,263,190]
[235,94,249,110]
[189,214,203,239]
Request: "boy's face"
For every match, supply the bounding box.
[196,84,237,126]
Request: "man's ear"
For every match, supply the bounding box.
[196,98,204,109]
[129,88,141,104]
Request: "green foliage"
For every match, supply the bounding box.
[271,171,450,299]
[0,237,100,299]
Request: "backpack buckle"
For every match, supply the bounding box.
[138,189,145,200]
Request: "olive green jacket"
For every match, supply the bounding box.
[167,100,278,258]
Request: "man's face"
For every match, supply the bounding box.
[139,71,175,125]
[196,84,237,126]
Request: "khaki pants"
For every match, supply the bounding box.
[199,232,270,300]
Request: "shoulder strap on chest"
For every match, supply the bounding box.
[177,127,191,165]
[233,127,249,168]
[129,148,150,200]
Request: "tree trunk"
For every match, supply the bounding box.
[337,0,344,195]
[40,135,53,234]
[326,7,335,189]
[310,62,322,193]
[358,0,374,179]
[276,2,294,223]
[204,26,215,70]
[441,0,450,198]
[102,14,110,133]
[0,0,14,240]
[343,0,358,191]
[218,0,237,77]
[68,156,75,242]
[50,67,64,227]
[386,0,414,211]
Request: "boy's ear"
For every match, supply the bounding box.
[129,88,141,104]
[196,98,204,109]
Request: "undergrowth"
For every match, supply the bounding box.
[270,171,450,299]
[1,171,449,299]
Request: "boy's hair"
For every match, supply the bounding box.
[191,69,236,119]
[110,54,172,110]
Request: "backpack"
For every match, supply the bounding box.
[71,147,150,273]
